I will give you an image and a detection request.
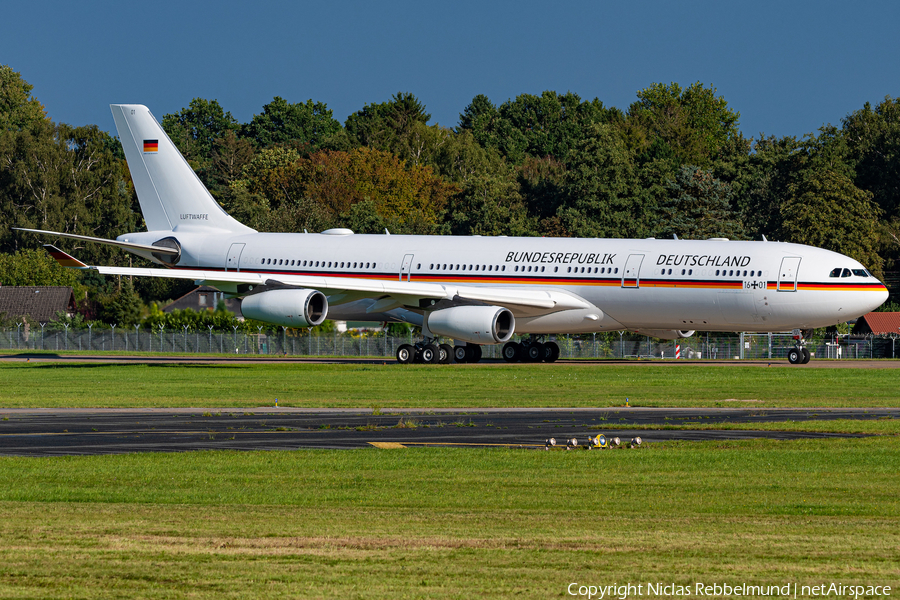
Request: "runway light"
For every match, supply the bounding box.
[594,434,608,449]
[630,436,642,448]
[610,437,621,448]
[568,437,578,447]
[547,438,556,447]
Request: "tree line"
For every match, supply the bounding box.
[1,63,899,324]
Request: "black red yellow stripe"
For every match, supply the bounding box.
[174,265,889,294]
[143,139,158,152]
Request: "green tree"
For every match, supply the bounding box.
[241,96,342,150]
[842,96,900,219]
[0,248,79,287]
[780,169,883,275]
[344,92,431,156]
[459,91,617,164]
[98,278,143,326]
[0,121,137,265]
[447,171,534,236]
[556,124,649,238]
[626,82,741,169]
[161,98,239,189]
[658,166,743,240]
[0,65,47,131]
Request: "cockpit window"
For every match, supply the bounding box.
[841,268,852,278]
[852,269,868,277]
[829,268,841,277]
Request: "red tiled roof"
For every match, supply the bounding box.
[853,312,900,335]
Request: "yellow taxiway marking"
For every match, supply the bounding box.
[368,442,407,449]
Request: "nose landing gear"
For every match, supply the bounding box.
[787,329,812,365]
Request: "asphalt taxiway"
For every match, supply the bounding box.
[0,407,891,456]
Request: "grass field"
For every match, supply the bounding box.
[0,440,897,599]
[2,361,900,408]
[2,359,898,598]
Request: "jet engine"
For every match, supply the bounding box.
[240,289,328,328]
[427,305,515,345]
[634,329,695,340]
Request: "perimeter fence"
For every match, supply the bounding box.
[0,326,888,360]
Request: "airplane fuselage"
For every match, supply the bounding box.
[120,228,887,334]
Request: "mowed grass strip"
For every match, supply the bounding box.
[2,362,900,408]
[0,439,898,599]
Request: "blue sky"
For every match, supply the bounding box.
[3,0,898,141]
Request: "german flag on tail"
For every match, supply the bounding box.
[143,139,158,153]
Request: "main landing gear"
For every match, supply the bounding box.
[787,329,812,365]
[502,337,560,363]
[396,340,455,364]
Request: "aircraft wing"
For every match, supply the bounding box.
[46,246,590,315]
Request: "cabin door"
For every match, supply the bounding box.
[777,257,801,292]
[400,254,415,282]
[621,254,644,288]
[226,243,245,272]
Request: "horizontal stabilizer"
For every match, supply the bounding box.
[16,228,179,255]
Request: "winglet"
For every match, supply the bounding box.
[43,245,89,268]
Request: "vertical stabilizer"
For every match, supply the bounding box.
[110,104,254,234]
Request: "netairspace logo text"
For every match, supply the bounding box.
[566,582,892,599]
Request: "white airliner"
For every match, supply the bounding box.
[20,104,889,365]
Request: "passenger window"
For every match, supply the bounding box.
[614,268,618,274]
[689,269,693,275]
[568,267,572,273]
[541,266,545,272]
[553,266,558,272]
[502,266,506,271]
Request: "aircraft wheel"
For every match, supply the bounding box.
[801,347,811,364]
[397,344,415,364]
[543,341,560,363]
[787,348,802,365]
[502,342,521,363]
[469,345,482,363]
[439,344,454,364]
[420,343,439,364]
[453,345,468,363]
[524,343,543,362]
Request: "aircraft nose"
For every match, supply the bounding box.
[857,284,889,316]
